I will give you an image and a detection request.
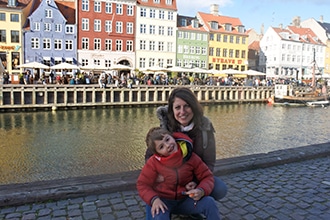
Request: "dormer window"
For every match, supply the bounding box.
[166,0,172,5]
[210,21,218,30]
[192,20,199,28]
[225,24,232,31]
[8,0,16,7]
[180,18,187,27]
[238,26,244,33]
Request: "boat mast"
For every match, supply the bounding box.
[311,48,316,91]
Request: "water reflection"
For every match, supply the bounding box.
[0,104,329,185]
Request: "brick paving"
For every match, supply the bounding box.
[0,143,329,220]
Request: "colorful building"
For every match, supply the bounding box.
[197,4,248,72]
[0,0,31,82]
[23,0,77,75]
[176,15,208,69]
[135,0,177,70]
[77,0,136,71]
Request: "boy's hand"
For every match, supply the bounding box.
[185,181,197,190]
[185,188,205,201]
[151,198,168,218]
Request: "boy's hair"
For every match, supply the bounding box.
[145,127,171,154]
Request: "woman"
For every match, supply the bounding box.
[145,87,227,219]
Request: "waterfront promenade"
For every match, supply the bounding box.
[0,142,329,219]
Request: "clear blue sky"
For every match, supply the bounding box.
[177,0,330,33]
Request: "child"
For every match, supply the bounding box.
[137,127,221,219]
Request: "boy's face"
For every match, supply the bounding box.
[154,134,178,157]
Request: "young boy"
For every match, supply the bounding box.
[137,127,221,219]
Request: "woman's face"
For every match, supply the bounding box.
[172,97,194,127]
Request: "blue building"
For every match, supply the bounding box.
[23,0,77,74]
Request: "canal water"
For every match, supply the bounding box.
[0,104,329,185]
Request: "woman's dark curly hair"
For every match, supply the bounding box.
[167,87,204,132]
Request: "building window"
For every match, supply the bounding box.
[168,11,174,20]
[54,39,62,50]
[216,34,221,42]
[149,25,155,34]
[140,8,146,17]
[44,23,51,31]
[241,50,246,58]
[235,50,239,58]
[159,10,165,19]
[43,38,51,50]
[10,14,19,22]
[236,36,240,44]
[11,30,19,43]
[105,21,112,33]
[223,49,227,57]
[66,25,74,34]
[82,38,89,49]
[140,40,146,50]
[230,36,234,43]
[45,9,52,18]
[216,48,221,57]
[127,5,133,16]
[116,40,122,51]
[223,35,228,43]
[94,1,101,12]
[82,0,89,11]
[127,22,133,34]
[210,21,218,30]
[167,27,173,36]
[65,40,73,50]
[150,9,155,18]
[116,21,122,33]
[229,49,233,58]
[31,38,39,49]
[82,18,89,31]
[149,41,155,51]
[94,19,101,32]
[94,38,101,50]
[225,24,232,31]
[209,47,214,56]
[159,26,164,35]
[0,30,6,42]
[149,58,155,67]
[209,34,214,41]
[105,2,112,13]
[140,24,146,34]
[139,58,146,68]
[81,59,88,66]
[167,42,173,52]
[0,13,5,21]
[105,59,111,68]
[127,40,133,51]
[116,4,123,14]
[105,39,112,51]
[154,0,160,3]
[55,24,61,32]
[158,42,164,51]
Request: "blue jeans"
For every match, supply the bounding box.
[150,196,221,220]
[145,176,227,219]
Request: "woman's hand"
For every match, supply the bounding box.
[185,181,197,191]
[151,198,168,218]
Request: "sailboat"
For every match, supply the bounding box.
[270,49,329,107]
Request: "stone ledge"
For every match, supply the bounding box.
[0,142,329,207]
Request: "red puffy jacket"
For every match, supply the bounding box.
[136,132,214,206]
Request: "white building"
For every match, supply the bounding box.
[135,0,177,69]
[259,25,326,80]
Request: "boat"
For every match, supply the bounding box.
[269,49,329,107]
[306,100,330,107]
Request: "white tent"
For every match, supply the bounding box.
[242,69,266,76]
[17,61,49,69]
[50,62,80,70]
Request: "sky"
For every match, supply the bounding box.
[177,0,330,33]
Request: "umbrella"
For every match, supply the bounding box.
[242,69,266,76]
[50,62,80,70]
[17,61,49,69]
[109,64,132,71]
[189,67,209,74]
[146,66,168,72]
[167,66,187,72]
[207,69,227,77]
[219,68,242,75]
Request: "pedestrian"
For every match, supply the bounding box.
[145,87,227,219]
[137,127,221,220]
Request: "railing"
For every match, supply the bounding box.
[0,84,274,111]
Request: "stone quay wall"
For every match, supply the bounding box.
[0,84,276,111]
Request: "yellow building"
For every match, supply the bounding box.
[197,5,249,72]
[0,0,32,83]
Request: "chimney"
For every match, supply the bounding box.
[210,4,219,16]
[279,24,283,29]
[320,15,324,23]
[292,16,301,27]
